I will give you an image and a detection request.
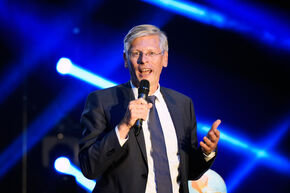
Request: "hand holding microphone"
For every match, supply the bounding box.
[118,80,152,138]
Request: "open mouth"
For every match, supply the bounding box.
[139,68,152,75]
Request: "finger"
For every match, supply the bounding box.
[136,105,152,112]
[213,127,220,138]
[212,130,220,143]
[208,131,218,143]
[132,106,151,118]
[131,99,151,107]
[207,119,221,136]
[203,136,214,149]
[131,108,148,116]
[128,99,147,108]
[135,98,148,105]
[132,105,148,111]
[129,103,150,112]
[147,103,153,109]
[200,141,210,153]
[205,136,218,153]
[211,119,221,130]
[207,130,216,141]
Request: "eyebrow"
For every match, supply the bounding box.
[130,48,161,52]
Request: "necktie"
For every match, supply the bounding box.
[147,95,173,193]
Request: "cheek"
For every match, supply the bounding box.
[128,60,138,71]
[154,64,163,75]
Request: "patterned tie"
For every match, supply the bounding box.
[147,95,173,193]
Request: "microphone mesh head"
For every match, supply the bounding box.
[138,79,150,95]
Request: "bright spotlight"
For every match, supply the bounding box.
[56,57,73,75]
[54,156,96,192]
[54,156,71,173]
[56,57,117,89]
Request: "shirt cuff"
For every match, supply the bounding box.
[115,126,129,146]
[203,151,216,162]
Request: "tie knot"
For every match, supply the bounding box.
[148,95,157,104]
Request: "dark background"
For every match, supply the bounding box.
[0,0,289,192]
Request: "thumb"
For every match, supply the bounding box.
[148,103,153,109]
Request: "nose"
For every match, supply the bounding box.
[137,53,149,64]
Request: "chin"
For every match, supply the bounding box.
[137,77,148,83]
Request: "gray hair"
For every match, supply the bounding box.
[123,24,168,57]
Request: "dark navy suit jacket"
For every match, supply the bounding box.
[78,82,215,193]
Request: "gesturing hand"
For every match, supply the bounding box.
[200,119,221,155]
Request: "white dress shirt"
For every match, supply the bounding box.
[115,82,215,193]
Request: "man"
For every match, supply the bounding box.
[78,24,221,193]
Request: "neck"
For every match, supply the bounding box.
[149,83,158,95]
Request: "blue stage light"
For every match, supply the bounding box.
[226,117,290,192]
[0,1,83,105]
[54,157,96,192]
[56,57,117,89]
[56,58,73,75]
[0,0,110,105]
[54,156,71,173]
[0,57,117,178]
[198,122,265,156]
[198,122,290,173]
[227,156,259,192]
[142,0,290,50]
[142,0,229,28]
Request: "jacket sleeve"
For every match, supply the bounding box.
[187,99,216,180]
[78,91,128,180]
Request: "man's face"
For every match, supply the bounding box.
[124,35,168,92]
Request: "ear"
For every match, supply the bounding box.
[162,51,168,68]
[123,52,128,68]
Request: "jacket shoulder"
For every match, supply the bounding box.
[86,82,130,99]
[160,86,192,102]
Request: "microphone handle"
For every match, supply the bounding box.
[134,93,147,136]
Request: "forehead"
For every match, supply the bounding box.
[130,35,160,50]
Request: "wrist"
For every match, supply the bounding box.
[118,122,131,139]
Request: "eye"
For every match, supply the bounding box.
[148,51,155,56]
[131,51,140,57]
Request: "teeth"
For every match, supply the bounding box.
[141,69,151,72]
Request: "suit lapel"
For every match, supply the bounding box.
[135,126,148,163]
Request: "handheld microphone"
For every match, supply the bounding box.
[134,79,150,136]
